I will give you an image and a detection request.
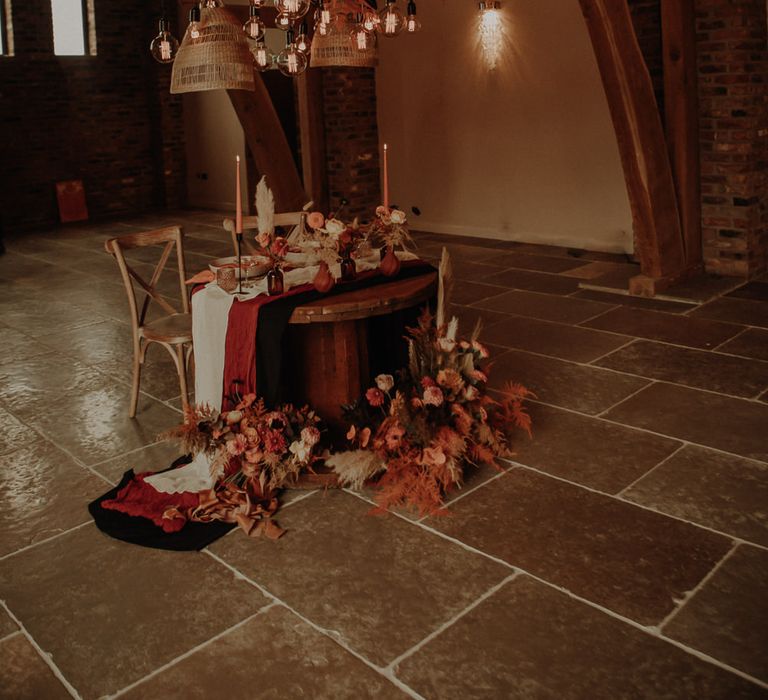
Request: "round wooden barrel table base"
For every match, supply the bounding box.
[284,272,437,439]
[286,320,369,437]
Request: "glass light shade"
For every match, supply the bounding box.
[253,41,273,71]
[275,0,310,20]
[277,45,308,76]
[150,21,179,63]
[243,16,265,40]
[379,3,405,37]
[405,14,420,32]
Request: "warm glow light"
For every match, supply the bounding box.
[477,2,505,70]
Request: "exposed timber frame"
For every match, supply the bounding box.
[579,0,700,296]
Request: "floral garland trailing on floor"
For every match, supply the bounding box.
[164,251,532,536]
[331,311,531,514]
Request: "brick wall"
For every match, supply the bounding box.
[696,0,768,277]
[321,67,380,222]
[0,1,186,232]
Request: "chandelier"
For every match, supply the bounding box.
[151,0,422,84]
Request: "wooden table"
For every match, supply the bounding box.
[284,271,438,436]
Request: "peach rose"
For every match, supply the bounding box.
[423,386,444,407]
[307,211,325,229]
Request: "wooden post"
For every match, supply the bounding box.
[579,0,689,295]
[662,0,701,269]
[228,84,307,212]
[297,69,330,215]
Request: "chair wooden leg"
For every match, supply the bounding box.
[176,343,190,416]
[130,338,143,418]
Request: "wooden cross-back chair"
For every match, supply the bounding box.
[223,211,309,254]
[104,226,193,418]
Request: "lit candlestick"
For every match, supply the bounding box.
[382,142,389,209]
[235,155,242,234]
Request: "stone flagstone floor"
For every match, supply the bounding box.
[0,211,767,699]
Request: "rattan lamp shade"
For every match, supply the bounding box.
[171,6,255,94]
[311,1,377,68]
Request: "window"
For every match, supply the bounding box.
[0,1,13,57]
[51,0,95,56]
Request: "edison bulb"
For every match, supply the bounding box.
[379,2,405,37]
[243,15,265,40]
[253,41,273,71]
[350,14,374,51]
[319,3,331,25]
[277,32,308,76]
[187,5,202,40]
[405,2,421,33]
[275,0,310,20]
[150,19,179,63]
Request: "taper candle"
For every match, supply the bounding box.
[382,142,389,210]
[235,155,243,234]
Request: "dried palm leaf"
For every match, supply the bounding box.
[436,247,453,330]
[254,176,275,235]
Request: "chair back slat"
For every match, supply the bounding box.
[223,212,309,252]
[104,226,188,335]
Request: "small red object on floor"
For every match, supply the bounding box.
[55,179,89,223]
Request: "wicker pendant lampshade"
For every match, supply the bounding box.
[311,0,377,68]
[171,4,255,94]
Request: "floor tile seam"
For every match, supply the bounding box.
[108,606,276,699]
[85,437,175,472]
[0,629,22,644]
[502,459,768,552]
[425,468,508,514]
[656,543,740,634]
[519,569,768,690]
[614,443,689,497]
[489,343,657,380]
[574,304,624,326]
[525,396,768,467]
[583,337,639,365]
[346,494,768,691]
[595,380,659,418]
[343,488,520,573]
[0,521,94,563]
[597,374,768,409]
[481,263,591,282]
[4,408,118,487]
[0,600,82,700]
[711,326,751,351]
[201,548,425,700]
[464,305,635,340]
[588,336,768,371]
[385,573,519,673]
